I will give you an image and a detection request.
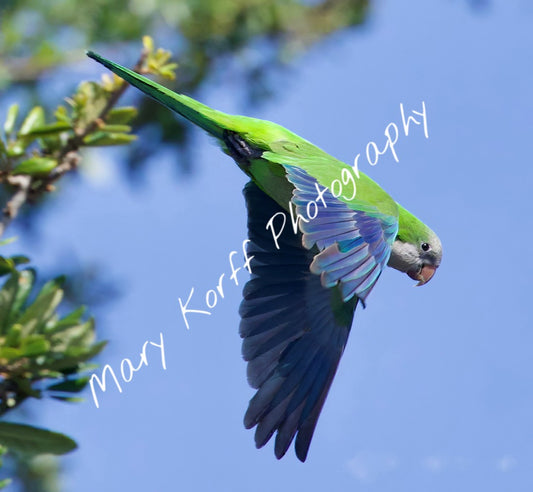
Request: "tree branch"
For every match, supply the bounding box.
[0,49,149,239]
[0,175,31,239]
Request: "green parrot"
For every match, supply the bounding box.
[87,51,443,462]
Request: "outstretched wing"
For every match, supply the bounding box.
[240,182,358,462]
[284,165,398,304]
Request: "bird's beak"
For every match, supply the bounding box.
[407,264,437,286]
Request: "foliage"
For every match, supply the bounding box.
[0,0,370,178]
[0,36,177,490]
[0,268,105,414]
[0,445,10,489]
[0,259,101,487]
[0,423,76,456]
[1,0,369,85]
[0,36,176,209]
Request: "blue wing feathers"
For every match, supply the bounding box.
[242,322,304,361]
[274,400,305,457]
[283,165,398,302]
[238,163,399,461]
[254,393,293,447]
[240,181,357,461]
[246,350,279,389]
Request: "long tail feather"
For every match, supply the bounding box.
[86,51,228,139]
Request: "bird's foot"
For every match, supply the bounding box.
[223,130,263,165]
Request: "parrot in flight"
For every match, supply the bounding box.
[87,51,443,462]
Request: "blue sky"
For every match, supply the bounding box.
[4,0,533,490]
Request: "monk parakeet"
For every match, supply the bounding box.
[87,52,443,462]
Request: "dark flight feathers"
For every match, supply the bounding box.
[239,182,358,461]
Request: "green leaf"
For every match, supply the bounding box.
[159,63,179,80]
[106,106,137,124]
[54,105,70,123]
[20,336,50,356]
[18,107,45,136]
[0,257,15,276]
[143,35,154,53]
[56,306,86,327]
[12,157,57,176]
[9,255,29,266]
[0,137,7,158]
[46,314,86,336]
[3,104,19,136]
[43,305,88,335]
[0,478,12,489]
[23,121,72,137]
[38,276,65,297]
[7,269,35,328]
[0,347,21,359]
[47,376,90,393]
[38,134,63,154]
[72,81,109,131]
[49,318,93,349]
[18,283,63,336]
[0,272,20,334]
[4,323,22,347]
[0,422,77,456]
[48,340,106,371]
[82,131,137,146]
[50,395,84,403]
[63,362,99,375]
[6,140,25,158]
[12,378,41,399]
[99,124,131,133]
[0,237,17,247]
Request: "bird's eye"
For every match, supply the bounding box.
[421,242,430,252]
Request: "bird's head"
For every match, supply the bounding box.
[388,207,442,286]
